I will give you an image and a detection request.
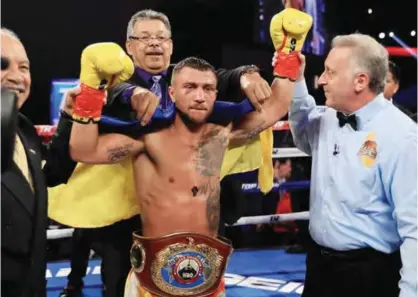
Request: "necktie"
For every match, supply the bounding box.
[336,112,358,130]
[13,135,34,192]
[150,75,163,107]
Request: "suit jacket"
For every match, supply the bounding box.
[100,64,248,136]
[1,113,76,297]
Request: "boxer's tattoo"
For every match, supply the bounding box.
[233,121,265,141]
[196,127,229,177]
[199,181,221,233]
[107,143,134,162]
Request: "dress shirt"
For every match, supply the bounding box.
[289,80,417,297]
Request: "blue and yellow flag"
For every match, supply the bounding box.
[221,127,274,193]
[48,158,139,228]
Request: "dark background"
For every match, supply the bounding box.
[2,0,417,125]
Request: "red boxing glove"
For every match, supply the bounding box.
[274,51,300,81]
[270,9,312,80]
[72,84,105,124]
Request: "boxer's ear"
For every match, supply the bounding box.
[168,86,176,103]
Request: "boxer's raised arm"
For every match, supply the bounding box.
[69,42,144,164]
[230,8,312,143]
[70,122,144,164]
[230,77,293,143]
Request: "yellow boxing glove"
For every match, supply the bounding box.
[73,43,134,124]
[270,8,312,80]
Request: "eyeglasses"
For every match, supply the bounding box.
[128,35,170,44]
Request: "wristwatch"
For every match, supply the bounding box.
[240,65,260,76]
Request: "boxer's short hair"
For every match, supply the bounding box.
[332,33,388,94]
[127,9,172,40]
[172,57,216,82]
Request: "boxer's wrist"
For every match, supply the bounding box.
[72,84,105,124]
[296,73,305,82]
[273,51,300,81]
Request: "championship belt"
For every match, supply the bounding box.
[130,232,233,297]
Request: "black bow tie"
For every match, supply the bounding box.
[337,112,358,130]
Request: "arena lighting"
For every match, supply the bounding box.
[387,33,418,60]
[367,8,373,14]
[389,32,394,37]
[391,34,418,59]
[411,30,416,37]
[378,32,385,39]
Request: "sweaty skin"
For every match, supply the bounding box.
[133,123,228,237]
[70,66,293,238]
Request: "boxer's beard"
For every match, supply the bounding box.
[175,107,207,127]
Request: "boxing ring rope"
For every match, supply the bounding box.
[46,180,311,240]
[38,120,311,240]
[242,180,310,193]
[230,211,309,226]
[47,212,310,239]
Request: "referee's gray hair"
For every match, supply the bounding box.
[1,27,20,41]
[332,33,388,94]
[126,9,171,40]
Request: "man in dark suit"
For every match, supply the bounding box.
[383,61,401,102]
[102,9,271,130]
[1,28,76,297]
[58,9,270,297]
[383,60,413,117]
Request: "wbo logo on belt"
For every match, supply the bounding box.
[130,232,232,297]
[153,236,223,295]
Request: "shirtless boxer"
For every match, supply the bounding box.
[69,8,312,297]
